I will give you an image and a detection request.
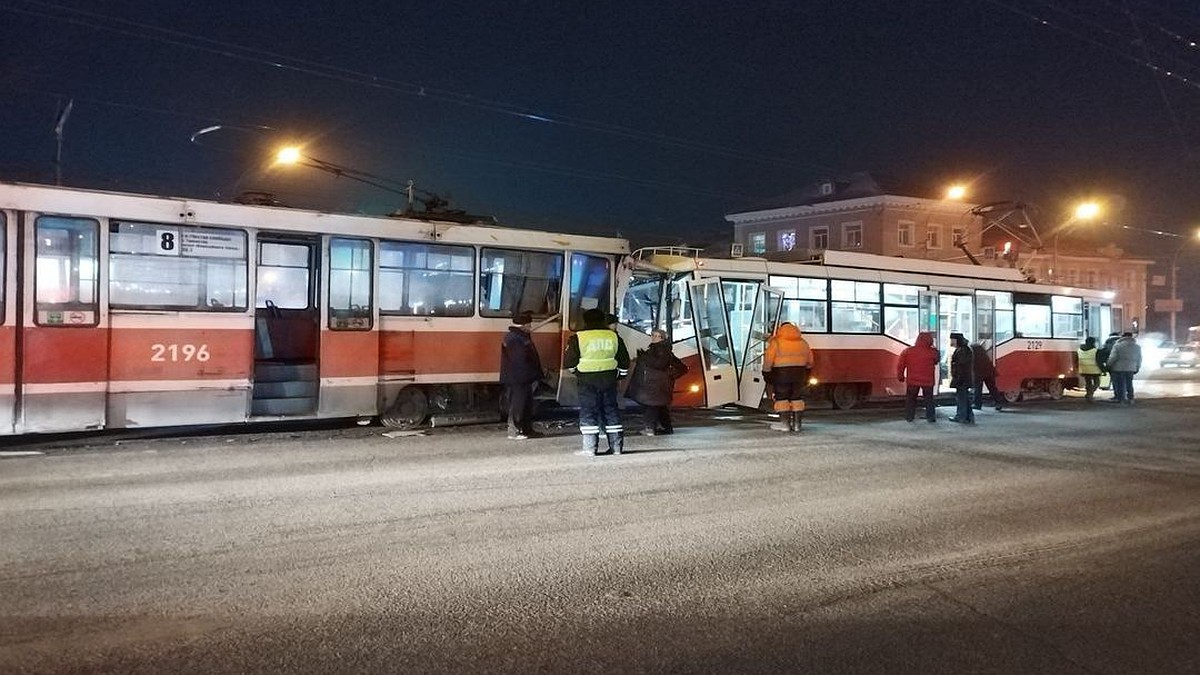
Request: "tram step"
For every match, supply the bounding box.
[252,380,319,399]
[251,397,318,416]
[254,362,318,383]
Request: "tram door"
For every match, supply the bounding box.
[17,214,109,433]
[687,278,737,406]
[937,293,974,389]
[918,291,939,394]
[737,286,784,409]
[252,235,320,416]
[320,237,378,417]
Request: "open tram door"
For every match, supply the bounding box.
[687,278,737,406]
[918,290,939,394]
[737,285,784,409]
[251,235,321,417]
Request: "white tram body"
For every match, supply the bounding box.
[616,248,1115,409]
[0,183,628,434]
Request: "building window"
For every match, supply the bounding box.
[842,222,863,249]
[1125,270,1137,289]
[952,227,966,247]
[811,227,829,250]
[777,229,797,252]
[1086,270,1097,287]
[749,232,766,255]
[926,224,942,249]
[898,221,914,247]
[1065,269,1078,285]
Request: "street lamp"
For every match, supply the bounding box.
[946,184,967,201]
[1049,201,1103,283]
[1167,230,1200,343]
[273,145,410,198]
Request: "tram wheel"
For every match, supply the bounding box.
[1001,389,1023,405]
[1046,379,1065,400]
[830,383,861,410]
[381,386,429,429]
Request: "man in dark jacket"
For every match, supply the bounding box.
[971,339,1003,411]
[630,329,687,436]
[949,332,975,424]
[499,311,543,440]
[564,308,630,455]
[896,331,939,423]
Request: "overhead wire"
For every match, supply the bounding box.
[1,0,836,174]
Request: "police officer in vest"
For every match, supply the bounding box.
[565,308,630,455]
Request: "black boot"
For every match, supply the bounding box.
[792,411,802,432]
[785,411,796,432]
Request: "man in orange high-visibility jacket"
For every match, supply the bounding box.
[762,322,813,432]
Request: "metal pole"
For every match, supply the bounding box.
[1171,243,1183,344]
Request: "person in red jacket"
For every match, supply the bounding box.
[896,331,939,423]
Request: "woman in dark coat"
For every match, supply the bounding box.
[630,329,687,436]
[949,332,975,424]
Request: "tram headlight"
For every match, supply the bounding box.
[689,383,701,393]
[808,377,819,386]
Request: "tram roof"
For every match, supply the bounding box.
[629,247,1114,300]
[0,182,630,255]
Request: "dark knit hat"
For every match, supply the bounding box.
[512,311,533,326]
[582,308,606,328]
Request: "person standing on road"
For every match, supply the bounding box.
[628,328,687,436]
[897,331,939,423]
[949,333,975,424]
[499,311,544,440]
[762,322,813,432]
[564,308,630,455]
[1076,336,1102,402]
[1097,332,1121,398]
[971,339,1004,411]
[1106,332,1142,404]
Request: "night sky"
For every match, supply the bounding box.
[3,0,1200,248]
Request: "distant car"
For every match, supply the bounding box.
[1160,344,1198,368]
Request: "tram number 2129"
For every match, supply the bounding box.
[1026,340,1044,350]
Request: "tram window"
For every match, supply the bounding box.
[781,299,828,332]
[479,248,563,319]
[1051,295,1083,338]
[769,275,827,300]
[884,283,921,305]
[569,253,611,330]
[35,216,99,325]
[831,279,880,303]
[1015,303,1051,338]
[110,222,248,311]
[884,307,920,344]
[621,274,663,335]
[379,241,474,317]
[995,310,1015,343]
[329,238,373,330]
[257,242,312,310]
[883,283,921,343]
[669,274,695,342]
[832,301,881,333]
[1052,295,1082,314]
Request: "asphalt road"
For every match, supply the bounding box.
[2,396,1200,674]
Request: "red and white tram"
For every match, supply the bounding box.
[616,248,1114,410]
[0,182,627,435]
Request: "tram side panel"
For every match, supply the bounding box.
[1,211,13,434]
[106,315,254,428]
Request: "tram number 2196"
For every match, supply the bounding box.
[1026,340,1044,350]
[150,343,211,362]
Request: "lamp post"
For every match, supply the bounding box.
[1167,230,1200,343]
[1048,201,1102,283]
